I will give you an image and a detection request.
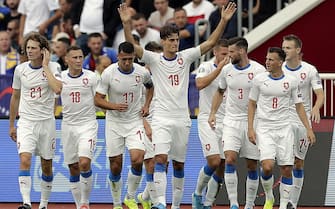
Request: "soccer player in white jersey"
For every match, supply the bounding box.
[137,42,163,209]
[248,47,316,209]
[94,41,154,209]
[209,37,265,209]
[9,32,62,209]
[60,46,99,209]
[281,35,324,209]
[119,3,236,209]
[192,39,229,209]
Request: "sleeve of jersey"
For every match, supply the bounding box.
[12,65,21,89]
[218,68,227,90]
[183,46,201,63]
[248,76,260,101]
[95,70,109,95]
[292,80,303,104]
[311,68,323,90]
[195,63,209,78]
[143,70,153,89]
[140,50,158,65]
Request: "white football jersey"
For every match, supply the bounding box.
[283,61,323,123]
[96,62,153,122]
[12,61,61,120]
[61,69,98,125]
[141,46,201,118]
[219,60,265,123]
[249,72,303,127]
[196,60,226,121]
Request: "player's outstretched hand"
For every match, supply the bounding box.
[221,1,237,22]
[118,3,132,23]
[42,48,50,67]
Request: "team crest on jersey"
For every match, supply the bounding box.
[82,77,89,86]
[283,82,289,89]
[41,71,47,81]
[248,73,254,80]
[177,57,183,65]
[135,75,141,83]
[300,73,306,80]
[205,144,211,151]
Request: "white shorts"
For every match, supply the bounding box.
[151,116,191,163]
[256,125,294,166]
[223,120,259,160]
[61,120,98,165]
[143,133,155,160]
[198,119,224,159]
[291,123,309,160]
[17,118,56,160]
[105,120,146,157]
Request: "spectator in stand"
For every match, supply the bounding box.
[209,0,237,39]
[51,0,73,40]
[53,36,70,71]
[0,3,10,30]
[173,8,195,50]
[129,0,155,19]
[132,13,161,48]
[169,0,191,9]
[83,32,118,72]
[4,0,20,21]
[0,31,19,76]
[148,0,174,30]
[7,18,19,51]
[241,0,260,28]
[183,0,215,23]
[70,0,122,55]
[18,0,62,45]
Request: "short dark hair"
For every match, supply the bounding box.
[22,32,49,55]
[228,37,248,51]
[160,24,179,40]
[283,34,302,48]
[145,41,163,52]
[88,32,103,41]
[174,7,187,14]
[57,37,71,46]
[268,47,286,61]
[215,39,229,49]
[66,45,82,53]
[131,13,146,21]
[118,41,134,54]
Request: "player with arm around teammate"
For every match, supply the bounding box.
[248,47,316,209]
[192,39,230,209]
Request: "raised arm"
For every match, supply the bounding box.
[42,49,62,94]
[118,3,144,59]
[196,57,229,90]
[199,2,236,55]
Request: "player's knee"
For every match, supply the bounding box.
[207,155,221,168]
[294,158,304,169]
